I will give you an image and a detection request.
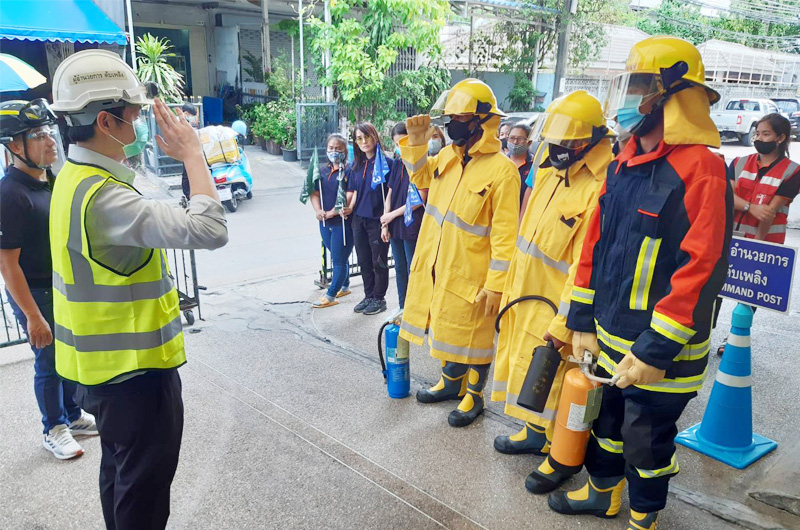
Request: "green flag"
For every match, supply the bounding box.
[334,173,347,212]
[299,150,321,204]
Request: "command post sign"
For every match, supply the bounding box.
[720,236,797,313]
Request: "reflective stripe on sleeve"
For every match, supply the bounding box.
[490,259,510,272]
[651,311,695,344]
[403,155,427,174]
[558,300,571,317]
[571,286,595,304]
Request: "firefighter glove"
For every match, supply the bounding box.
[572,331,600,359]
[475,289,502,317]
[615,353,666,389]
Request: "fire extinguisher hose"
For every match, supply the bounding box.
[495,295,558,333]
[377,322,390,381]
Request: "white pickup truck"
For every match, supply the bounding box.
[711,98,781,146]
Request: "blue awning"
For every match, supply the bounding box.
[0,0,128,45]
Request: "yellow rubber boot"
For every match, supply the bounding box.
[627,510,658,530]
[448,364,490,427]
[547,475,626,519]
[494,423,549,455]
[416,361,468,404]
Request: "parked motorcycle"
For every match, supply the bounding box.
[201,121,253,213]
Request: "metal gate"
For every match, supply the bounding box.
[297,102,338,161]
[0,290,26,348]
[315,242,395,289]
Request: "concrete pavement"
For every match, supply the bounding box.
[2,145,800,529]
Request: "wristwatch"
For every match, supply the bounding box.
[744,203,751,213]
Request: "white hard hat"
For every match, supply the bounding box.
[51,49,155,126]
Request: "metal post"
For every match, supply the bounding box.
[298,0,305,101]
[532,34,540,96]
[125,0,137,71]
[552,0,575,99]
[468,7,474,77]
[324,1,333,102]
[262,0,271,75]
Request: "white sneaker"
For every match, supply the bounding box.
[69,410,98,436]
[43,424,84,460]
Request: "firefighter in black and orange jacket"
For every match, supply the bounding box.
[545,37,734,530]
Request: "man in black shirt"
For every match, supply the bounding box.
[0,99,97,459]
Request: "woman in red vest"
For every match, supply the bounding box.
[717,113,800,354]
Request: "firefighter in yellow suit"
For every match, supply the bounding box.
[491,90,615,490]
[399,79,520,427]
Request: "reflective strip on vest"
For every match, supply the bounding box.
[515,235,570,275]
[630,237,661,311]
[592,431,623,454]
[636,453,679,479]
[55,315,182,352]
[425,202,492,238]
[738,223,787,236]
[596,321,709,364]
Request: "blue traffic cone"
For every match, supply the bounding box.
[676,304,777,469]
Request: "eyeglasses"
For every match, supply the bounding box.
[355,136,372,143]
[507,136,528,144]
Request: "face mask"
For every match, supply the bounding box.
[500,138,508,150]
[446,119,475,146]
[327,151,345,164]
[548,143,579,170]
[507,142,528,156]
[617,94,663,137]
[754,140,778,155]
[428,138,443,155]
[110,114,149,159]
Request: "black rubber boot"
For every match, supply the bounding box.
[416,361,468,404]
[494,423,548,455]
[525,456,580,494]
[448,364,490,427]
[548,475,626,519]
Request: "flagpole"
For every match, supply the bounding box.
[320,173,326,227]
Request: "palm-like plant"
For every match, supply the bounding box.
[136,34,185,103]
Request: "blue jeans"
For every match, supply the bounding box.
[320,221,354,299]
[390,238,417,309]
[7,288,81,433]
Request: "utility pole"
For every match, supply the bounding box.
[125,0,136,71]
[324,1,333,102]
[262,0,271,76]
[552,0,576,100]
[299,0,305,101]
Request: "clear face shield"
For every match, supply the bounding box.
[430,90,481,126]
[603,73,662,121]
[23,124,66,173]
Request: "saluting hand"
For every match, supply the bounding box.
[406,114,434,147]
[153,98,203,163]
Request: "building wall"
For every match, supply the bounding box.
[131,1,213,96]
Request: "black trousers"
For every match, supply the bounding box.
[352,214,389,300]
[77,369,184,530]
[584,365,694,513]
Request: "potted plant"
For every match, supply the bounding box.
[281,107,298,162]
[262,100,284,156]
[136,34,185,102]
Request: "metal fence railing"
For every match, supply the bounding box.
[143,102,205,178]
[315,242,396,290]
[0,289,26,348]
[297,102,338,161]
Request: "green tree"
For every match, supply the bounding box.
[307,0,451,124]
[135,34,185,103]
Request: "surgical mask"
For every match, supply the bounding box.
[327,151,346,164]
[507,142,528,156]
[754,140,778,155]
[110,115,149,159]
[548,143,579,170]
[616,94,646,134]
[428,138,443,155]
[446,119,475,146]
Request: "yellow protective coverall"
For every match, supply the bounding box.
[398,115,520,365]
[492,139,612,440]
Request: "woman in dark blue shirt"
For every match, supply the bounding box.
[347,122,392,316]
[310,133,354,308]
[380,122,427,313]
